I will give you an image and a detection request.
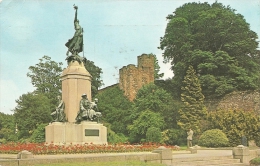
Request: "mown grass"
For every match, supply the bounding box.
[32,160,166,166]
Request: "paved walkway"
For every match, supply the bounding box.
[172,149,233,159]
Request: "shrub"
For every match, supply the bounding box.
[250,157,260,165]
[107,127,128,144]
[29,123,47,143]
[208,110,259,146]
[254,134,260,147]
[146,127,162,143]
[198,129,229,147]
[162,129,186,145]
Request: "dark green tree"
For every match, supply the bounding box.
[149,53,164,80]
[83,59,104,98]
[132,83,179,129]
[178,66,207,134]
[29,123,47,143]
[0,113,16,142]
[159,2,260,99]
[95,85,132,135]
[13,92,52,139]
[146,127,162,143]
[27,55,63,107]
[127,110,165,143]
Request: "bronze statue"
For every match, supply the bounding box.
[65,5,84,56]
[51,96,66,122]
[75,95,102,123]
[76,94,91,123]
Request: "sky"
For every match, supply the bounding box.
[0,0,259,115]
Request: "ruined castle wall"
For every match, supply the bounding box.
[216,90,260,114]
[119,54,155,101]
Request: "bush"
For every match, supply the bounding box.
[208,110,259,146]
[250,157,260,165]
[162,129,186,145]
[29,123,47,143]
[107,128,128,144]
[198,129,229,147]
[146,127,162,143]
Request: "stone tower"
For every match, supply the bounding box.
[119,54,155,101]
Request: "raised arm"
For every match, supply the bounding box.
[73,5,78,23]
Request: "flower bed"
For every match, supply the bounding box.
[0,142,180,155]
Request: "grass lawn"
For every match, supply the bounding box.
[179,145,187,150]
[32,160,167,166]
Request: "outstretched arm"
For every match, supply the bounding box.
[73,5,78,22]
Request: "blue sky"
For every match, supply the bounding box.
[0,0,259,115]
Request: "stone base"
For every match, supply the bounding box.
[45,121,107,145]
[233,145,249,163]
[17,150,33,159]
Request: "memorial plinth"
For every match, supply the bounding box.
[61,61,91,122]
[45,5,107,145]
[45,122,107,145]
[45,59,107,145]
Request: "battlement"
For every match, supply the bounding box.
[119,54,155,101]
[137,54,155,68]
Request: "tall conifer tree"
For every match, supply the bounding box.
[178,66,207,134]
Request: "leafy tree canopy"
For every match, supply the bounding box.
[95,85,132,135]
[27,55,63,107]
[132,83,179,129]
[159,2,260,99]
[149,53,164,80]
[0,113,16,142]
[84,58,104,98]
[127,110,165,143]
[13,92,52,139]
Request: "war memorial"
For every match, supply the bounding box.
[0,3,259,166]
[45,5,107,145]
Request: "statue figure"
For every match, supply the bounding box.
[75,93,91,123]
[51,96,66,122]
[65,5,84,63]
[75,95,102,123]
[89,98,102,123]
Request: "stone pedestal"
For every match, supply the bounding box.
[45,122,107,145]
[233,145,250,163]
[152,146,172,165]
[61,61,92,123]
[17,150,33,159]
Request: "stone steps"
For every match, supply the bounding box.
[171,155,245,166]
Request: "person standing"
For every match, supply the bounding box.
[187,128,194,148]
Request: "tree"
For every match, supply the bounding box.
[0,113,16,142]
[127,110,165,143]
[159,2,260,99]
[132,83,179,129]
[146,127,162,143]
[84,59,103,98]
[150,53,164,80]
[178,66,207,134]
[95,85,132,135]
[13,92,52,139]
[27,55,63,107]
